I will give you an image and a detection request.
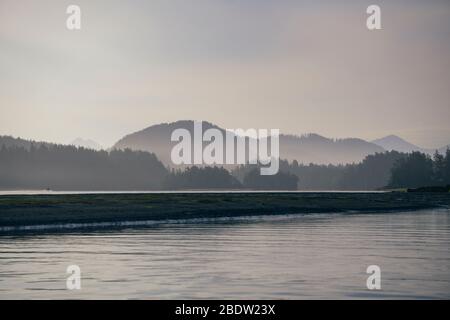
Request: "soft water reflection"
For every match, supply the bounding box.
[1,210,449,299]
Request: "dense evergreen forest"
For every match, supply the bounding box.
[233,150,450,190]
[164,166,298,190]
[242,168,299,190]
[1,136,449,191]
[232,151,406,190]
[0,144,167,190]
[164,166,241,190]
[388,150,450,189]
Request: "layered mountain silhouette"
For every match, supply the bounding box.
[372,135,449,155]
[2,127,449,191]
[279,133,384,165]
[112,120,385,165]
[0,136,167,190]
[372,135,430,154]
[112,121,227,165]
[3,124,448,168]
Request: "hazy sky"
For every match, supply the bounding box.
[1,0,449,148]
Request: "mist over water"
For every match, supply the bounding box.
[1,209,449,299]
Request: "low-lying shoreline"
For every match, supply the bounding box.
[0,189,388,195]
[1,192,450,232]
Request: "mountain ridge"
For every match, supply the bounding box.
[3,125,448,166]
[112,120,386,166]
[371,134,448,155]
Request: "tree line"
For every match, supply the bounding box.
[164,166,298,190]
[0,144,167,190]
[0,144,298,190]
[232,151,406,190]
[388,150,450,189]
[1,141,449,191]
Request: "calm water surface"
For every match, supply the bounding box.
[1,209,449,299]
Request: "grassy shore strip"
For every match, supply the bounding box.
[1,192,450,228]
